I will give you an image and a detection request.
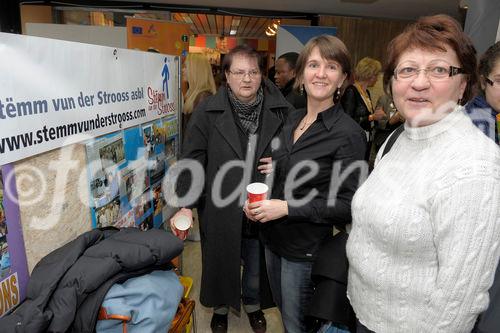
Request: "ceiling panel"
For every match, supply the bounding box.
[172,12,304,38]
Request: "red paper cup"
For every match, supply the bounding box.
[246,182,268,203]
[173,215,191,240]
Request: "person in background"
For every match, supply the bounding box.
[245,35,366,333]
[182,54,217,242]
[171,45,293,333]
[347,14,500,333]
[465,41,500,333]
[466,41,500,144]
[369,93,405,163]
[267,65,276,85]
[341,57,383,159]
[274,52,307,109]
[182,53,217,133]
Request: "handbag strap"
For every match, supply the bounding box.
[382,124,404,158]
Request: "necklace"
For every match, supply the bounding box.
[299,116,314,131]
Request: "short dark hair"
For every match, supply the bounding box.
[278,52,300,70]
[478,41,500,88]
[221,45,264,82]
[383,14,477,105]
[294,35,352,94]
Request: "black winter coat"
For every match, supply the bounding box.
[178,79,294,311]
[0,228,183,333]
[341,85,372,132]
[280,78,306,110]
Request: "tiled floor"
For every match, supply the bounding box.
[182,239,284,333]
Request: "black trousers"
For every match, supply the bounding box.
[356,319,376,333]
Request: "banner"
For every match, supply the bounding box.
[0,165,29,317]
[276,25,337,57]
[0,32,180,165]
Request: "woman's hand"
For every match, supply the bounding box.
[169,208,193,240]
[389,111,405,125]
[373,107,387,121]
[245,199,288,223]
[257,157,273,175]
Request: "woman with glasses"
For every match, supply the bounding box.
[346,15,500,333]
[171,45,293,333]
[245,35,367,332]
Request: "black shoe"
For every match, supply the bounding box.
[210,313,228,333]
[247,310,266,333]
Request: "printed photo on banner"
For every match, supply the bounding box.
[0,172,10,280]
[139,214,154,231]
[115,209,135,228]
[150,153,166,185]
[133,191,153,224]
[86,132,125,209]
[152,183,165,216]
[120,164,149,204]
[95,196,121,228]
[0,165,29,318]
[99,138,125,170]
[165,137,176,160]
[164,117,178,138]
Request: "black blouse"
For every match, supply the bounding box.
[260,103,367,261]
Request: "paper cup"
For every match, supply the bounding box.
[173,214,191,240]
[246,182,268,203]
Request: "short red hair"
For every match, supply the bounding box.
[383,14,477,105]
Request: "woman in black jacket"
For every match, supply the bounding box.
[171,45,293,333]
[341,57,383,160]
[245,35,366,333]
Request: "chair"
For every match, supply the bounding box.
[169,276,196,333]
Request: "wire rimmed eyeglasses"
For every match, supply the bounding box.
[394,65,466,81]
[228,70,261,79]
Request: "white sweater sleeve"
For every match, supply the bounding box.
[421,163,500,333]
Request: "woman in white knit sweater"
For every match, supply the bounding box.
[346,15,500,333]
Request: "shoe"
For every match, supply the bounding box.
[247,310,266,333]
[210,313,228,333]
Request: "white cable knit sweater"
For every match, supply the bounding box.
[346,108,500,333]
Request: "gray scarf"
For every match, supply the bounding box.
[227,86,264,134]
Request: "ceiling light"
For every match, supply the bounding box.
[265,19,280,37]
[230,29,237,35]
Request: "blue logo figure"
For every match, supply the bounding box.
[162,57,170,99]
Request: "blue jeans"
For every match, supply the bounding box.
[265,247,314,333]
[318,322,351,333]
[214,237,261,315]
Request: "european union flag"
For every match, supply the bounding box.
[132,26,143,35]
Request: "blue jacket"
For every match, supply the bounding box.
[467,95,500,333]
[465,95,499,144]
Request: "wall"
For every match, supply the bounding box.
[319,15,411,67]
[20,5,53,35]
[26,23,127,48]
[14,144,91,272]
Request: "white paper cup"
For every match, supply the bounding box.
[246,182,268,203]
[173,214,191,240]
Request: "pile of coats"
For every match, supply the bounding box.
[0,227,183,333]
